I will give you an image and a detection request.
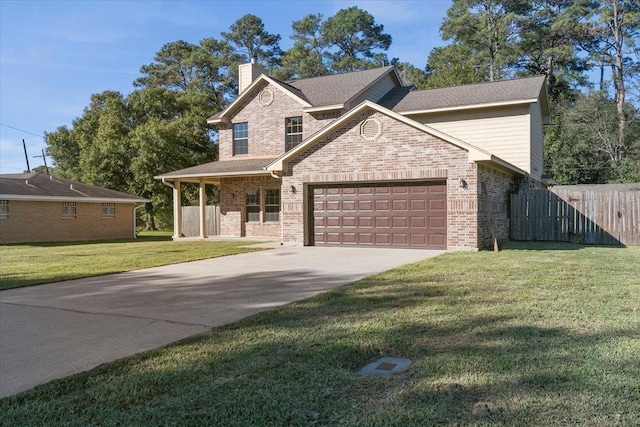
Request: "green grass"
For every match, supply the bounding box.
[1,242,639,426]
[0,231,264,290]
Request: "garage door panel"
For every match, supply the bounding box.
[312,181,447,248]
[429,199,446,210]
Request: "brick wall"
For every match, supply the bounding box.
[477,164,517,249]
[0,200,135,244]
[218,82,335,160]
[218,176,282,238]
[279,109,482,249]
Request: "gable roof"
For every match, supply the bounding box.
[286,66,397,109]
[0,173,149,203]
[207,66,399,123]
[380,75,549,118]
[266,100,527,176]
[155,157,277,182]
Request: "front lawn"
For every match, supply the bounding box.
[0,231,264,290]
[1,242,638,426]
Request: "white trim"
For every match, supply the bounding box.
[206,75,312,124]
[398,99,538,116]
[303,104,345,113]
[0,195,148,203]
[155,170,272,181]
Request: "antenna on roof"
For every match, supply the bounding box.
[33,149,50,175]
[22,139,31,172]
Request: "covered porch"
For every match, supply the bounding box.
[155,158,279,240]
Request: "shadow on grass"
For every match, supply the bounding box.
[2,260,638,426]
[502,241,627,251]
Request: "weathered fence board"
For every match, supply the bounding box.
[511,184,640,246]
[181,205,220,237]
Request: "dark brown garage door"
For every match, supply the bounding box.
[311,181,446,248]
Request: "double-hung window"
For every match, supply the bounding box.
[264,189,280,222]
[233,122,248,155]
[62,202,76,219]
[102,203,115,218]
[245,190,260,222]
[0,200,8,219]
[285,116,302,151]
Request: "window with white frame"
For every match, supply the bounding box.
[264,189,280,222]
[102,203,115,218]
[233,122,249,155]
[0,200,8,219]
[62,202,76,219]
[285,116,303,151]
[245,190,260,222]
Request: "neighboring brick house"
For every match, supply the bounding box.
[156,64,550,250]
[0,172,148,244]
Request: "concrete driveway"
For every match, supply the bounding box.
[0,245,443,398]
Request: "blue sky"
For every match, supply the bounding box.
[0,0,451,174]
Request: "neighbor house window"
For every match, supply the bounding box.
[264,189,280,222]
[285,116,303,151]
[62,202,76,219]
[102,203,115,218]
[245,190,260,222]
[0,200,8,219]
[233,122,248,155]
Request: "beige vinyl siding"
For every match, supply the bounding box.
[529,103,544,181]
[350,74,398,107]
[408,105,532,174]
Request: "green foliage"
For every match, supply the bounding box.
[221,14,282,67]
[274,7,392,78]
[322,6,392,72]
[423,43,486,88]
[544,92,640,183]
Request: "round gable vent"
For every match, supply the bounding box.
[259,88,274,106]
[360,118,382,141]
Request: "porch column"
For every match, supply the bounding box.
[199,178,207,238]
[173,180,183,239]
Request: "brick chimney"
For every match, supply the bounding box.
[238,58,266,94]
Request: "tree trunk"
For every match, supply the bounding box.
[144,202,157,231]
[611,0,627,162]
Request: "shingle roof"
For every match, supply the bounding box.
[379,75,547,113]
[155,158,277,179]
[208,66,397,121]
[285,66,396,107]
[0,173,148,202]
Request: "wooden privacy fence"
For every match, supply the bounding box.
[511,184,640,246]
[181,205,220,237]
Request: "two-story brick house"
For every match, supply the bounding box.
[156,63,550,250]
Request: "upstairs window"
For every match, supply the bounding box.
[102,203,115,218]
[62,202,76,219]
[233,122,248,155]
[285,116,303,151]
[264,189,280,222]
[0,200,8,219]
[245,190,260,222]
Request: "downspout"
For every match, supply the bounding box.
[133,204,146,239]
[161,177,175,190]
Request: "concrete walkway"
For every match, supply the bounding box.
[0,245,443,398]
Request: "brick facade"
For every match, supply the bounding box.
[0,200,135,244]
[279,110,480,249]
[477,164,517,249]
[218,175,282,238]
[216,107,519,250]
[218,82,335,160]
